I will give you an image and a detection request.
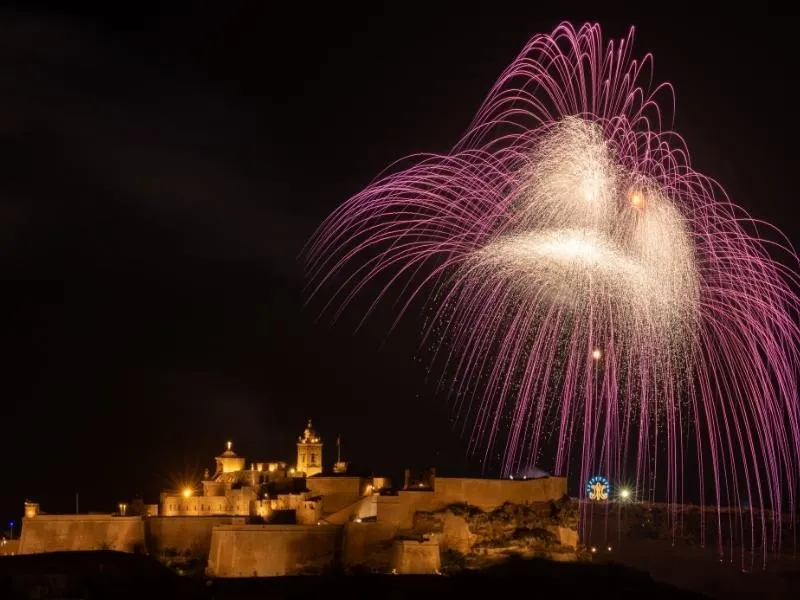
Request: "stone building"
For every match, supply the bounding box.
[159,420,324,518]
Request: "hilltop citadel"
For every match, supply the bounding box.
[8,419,575,576]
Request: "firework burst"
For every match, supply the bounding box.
[305,22,800,562]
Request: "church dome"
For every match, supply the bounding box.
[299,419,320,443]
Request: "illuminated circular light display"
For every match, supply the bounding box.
[586,475,611,501]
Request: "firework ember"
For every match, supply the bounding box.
[305,22,800,562]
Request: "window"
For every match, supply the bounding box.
[311,453,316,464]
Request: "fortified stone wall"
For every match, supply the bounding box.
[18,515,145,554]
[296,499,323,525]
[207,524,341,576]
[306,476,368,515]
[145,516,245,557]
[321,495,376,525]
[342,521,397,566]
[376,477,567,530]
[391,539,441,574]
[434,477,567,510]
[0,539,20,556]
[375,495,405,529]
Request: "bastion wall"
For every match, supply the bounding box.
[378,476,568,530]
[305,476,369,515]
[146,516,245,556]
[207,524,342,577]
[391,539,441,574]
[434,477,567,509]
[0,539,20,556]
[18,515,145,554]
[342,521,397,565]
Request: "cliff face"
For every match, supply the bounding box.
[412,497,580,569]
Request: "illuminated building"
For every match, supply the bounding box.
[296,419,322,477]
[159,419,322,517]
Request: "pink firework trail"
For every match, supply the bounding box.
[305,22,800,562]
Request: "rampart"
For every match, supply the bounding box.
[391,539,441,574]
[18,515,145,554]
[433,477,566,510]
[0,539,19,556]
[342,521,397,566]
[306,476,369,515]
[145,516,245,557]
[377,476,567,530]
[207,524,341,576]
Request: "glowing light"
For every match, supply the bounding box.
[590,547,597,553]
[607,546,612,552]
[289,468,295,475]
[619,488,631,500]
[226,441,232,451]
[592,348,602,361]
[306,21,800,564]
[182,488,192,499]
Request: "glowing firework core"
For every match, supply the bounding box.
[470,118,698,332]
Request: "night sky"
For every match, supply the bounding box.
[1,6,798,526]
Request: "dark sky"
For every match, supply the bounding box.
[1,5,797,525]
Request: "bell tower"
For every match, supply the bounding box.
[297,419,322,477]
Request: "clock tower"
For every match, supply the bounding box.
[297,419,322,477]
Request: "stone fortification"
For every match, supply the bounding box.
[146,516,245,558]
[207,524,341,577]
[18,515,145,554]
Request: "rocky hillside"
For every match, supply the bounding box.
[411,496,582,570]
